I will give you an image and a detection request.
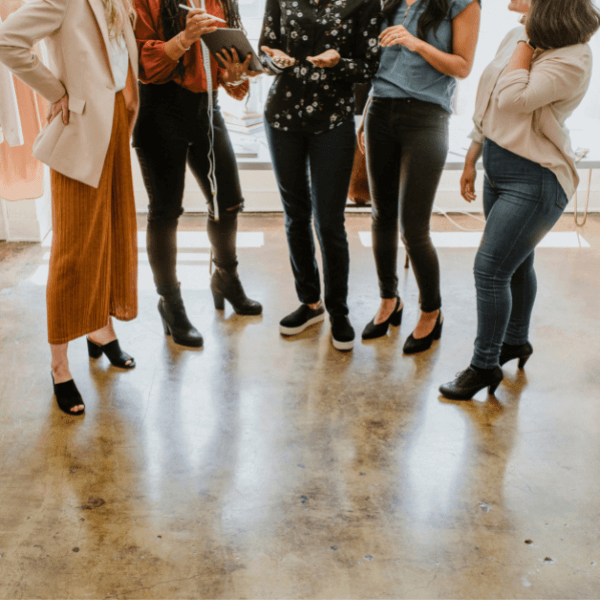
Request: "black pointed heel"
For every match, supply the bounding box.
[403,311,443,354]
[87,337,135,369]
[361,297,403,340]
[499,341,533,368]
[211,289,225,311]
[439,366,504,401]
[51,372,85,416]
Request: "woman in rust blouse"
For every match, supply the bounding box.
[134,0,261,349]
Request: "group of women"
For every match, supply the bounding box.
[0,0,598,415]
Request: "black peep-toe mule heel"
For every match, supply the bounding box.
[87,337,136,369]
[52,372,85,416]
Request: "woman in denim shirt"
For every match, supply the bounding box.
[359,0,481,352]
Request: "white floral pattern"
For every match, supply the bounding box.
[259,0,381,134]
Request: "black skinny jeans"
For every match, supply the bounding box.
[265,119,356,317]
[132,82,243,296]
[365,97,449,312]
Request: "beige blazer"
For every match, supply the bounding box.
[0,15,23,147]
[470,26,592,201]
[0,0,139,188]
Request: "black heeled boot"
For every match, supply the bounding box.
[158,283,203,348]
[439,365,503,400]
[210,266,262,315]
[500,341,533,368]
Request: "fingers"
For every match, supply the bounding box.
[243,53,252,68]
[261,46,275,57]
[220,47,233,63]
[62,101,69,125]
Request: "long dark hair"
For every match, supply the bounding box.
[382,0,450,42]
[161,0,245,75]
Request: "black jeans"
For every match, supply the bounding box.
[265,119,356,317]
[132,82,243,295]
[365,97,449,312]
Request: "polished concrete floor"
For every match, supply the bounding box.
[0,213,599,599]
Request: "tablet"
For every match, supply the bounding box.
[202,29,265,73]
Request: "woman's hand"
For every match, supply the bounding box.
[216,47,262,84]
[47,93,69,125]
[460,163,477,202]
[180,8,218,47]
[306,49,340,68]
[379,25,421,51]
[261,46,296,66]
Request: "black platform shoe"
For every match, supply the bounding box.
[500,341,533,368]
[362,297,403,340]
[51,372,85,416]
[439,366,504,400]
[210,267,262,315]
[87,337,135,369]
[403,311,443,354]
[158,283,203,348]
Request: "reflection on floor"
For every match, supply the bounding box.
[0,213,599,599]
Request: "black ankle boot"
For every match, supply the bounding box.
[500,341,533,368]
[158,283,203,348]
[439,365,503,400]
[210,267,262,315]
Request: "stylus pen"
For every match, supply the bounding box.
[178,3,227,22]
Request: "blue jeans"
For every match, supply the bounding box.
[265,119,356,317]
[472,140,569,369]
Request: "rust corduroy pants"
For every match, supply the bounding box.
[47,92,138,344]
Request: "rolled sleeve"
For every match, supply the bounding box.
[135,0,180,84]
[496,54,591,114]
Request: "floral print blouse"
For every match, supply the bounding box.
[259,0,382,134]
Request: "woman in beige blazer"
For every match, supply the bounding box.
[440,0,600,400]
[0,0,141,416]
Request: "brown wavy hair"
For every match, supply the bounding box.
[526,0,600,50]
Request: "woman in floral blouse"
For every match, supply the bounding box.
[260,0,381,352]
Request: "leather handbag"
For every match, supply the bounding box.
[348,83,371,206]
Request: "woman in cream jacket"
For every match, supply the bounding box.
[440,0,600,400]
[0,0,140,415]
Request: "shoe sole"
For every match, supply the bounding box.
[332,337,354,351]
[279,312,325,336]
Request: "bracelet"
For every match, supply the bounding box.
[176,33,190,53]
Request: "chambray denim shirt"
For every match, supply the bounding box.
[371,0,480,113]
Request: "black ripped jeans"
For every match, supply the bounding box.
[133,82,243,296]
[365,96,449,312]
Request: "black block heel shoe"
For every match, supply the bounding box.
[52,372,85,416]
[403,311,443,354]
[500,341,533,368]
[210,268,262,316]
[158,283,203,348]
[439,366,504,400]
[87,337,135,369]
[362,297,403,340]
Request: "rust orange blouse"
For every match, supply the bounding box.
[134,0,248,98]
